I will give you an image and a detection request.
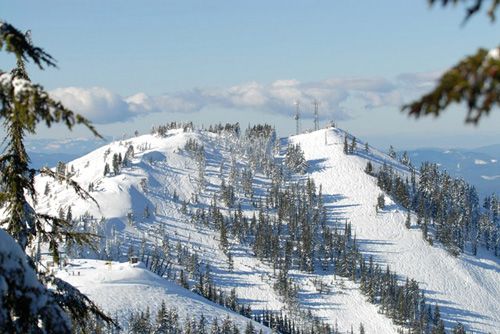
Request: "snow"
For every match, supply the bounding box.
[32,127,500,333]
[0,229,70,331]
[0,72,32,95]
[57,259,267,331]
[488,47,500,60]
[291,128,500,333]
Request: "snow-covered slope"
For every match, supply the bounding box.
[34,127,500,333]
[58,259,268,331]
[291,128,500,333]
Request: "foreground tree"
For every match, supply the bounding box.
[403,1,500,124]
[0,21,113,332]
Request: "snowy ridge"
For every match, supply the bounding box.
[291,128,500,333]
[34,127,500,333]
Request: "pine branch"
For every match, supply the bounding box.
[429,0,500,22]
[39,167,100,207]
[44,275,118,331]
[0,21,55,68]
[35,214,100,264]
[402,47,500,124]
[0,75,102,138]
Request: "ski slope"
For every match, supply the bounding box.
[33,127,500,333]
[57,259,268,331]
[291,128,500,333]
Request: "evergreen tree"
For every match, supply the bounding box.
[405,211,411,229]
[0,21,114,333]
[211,318,220,334]
[388,145,396,159]
[104,162,110,176]
[400,151,411,167]
[377,194,385,210]
[350,136,357,154]
[452,323,466,334]
[284,143,308,174]
[112,153,120,175]
[364,161,373,175]
[343,135,349,154]
[244,321,255,334]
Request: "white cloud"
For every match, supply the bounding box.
[50,87,131,124]
[50,72,438,124]
[396,71,442,89]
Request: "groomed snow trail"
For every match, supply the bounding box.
[292,128,500,333]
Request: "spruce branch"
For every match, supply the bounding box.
[0,21,55,68]
[402,47,500,124]
[39,167,100,207]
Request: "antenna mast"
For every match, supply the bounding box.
[313,100,319,131]
[294,101,300,135]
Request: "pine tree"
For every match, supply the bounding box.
[56,161,67,179]
[284,143,308,174]
[0,22,114,333]
[104,162,110,176]
[401,151,411,166]
[377,194,385,210]
[112,153,120,175]
[405,211,411,229]
[452,323,466,334]
[343,135,349,154]
[388,145,396,159]
[350,136,357,154]
[211,318,220,334]
[244,321,255,334]
[365,161,373,175]
[154,301,169,333]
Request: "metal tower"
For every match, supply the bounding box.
[313,100,319,131]
[294,101,300,135]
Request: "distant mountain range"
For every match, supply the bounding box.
[26,137,109,169]
[402,144,500,198]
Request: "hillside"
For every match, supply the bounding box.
[404,147,499,198]
[292,129,500,333]
[33,126,500,333]
[57,259,268,332]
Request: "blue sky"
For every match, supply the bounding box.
[2,1,500,149]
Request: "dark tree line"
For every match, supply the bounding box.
[152,122,194,137]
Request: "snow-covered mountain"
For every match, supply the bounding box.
[34,126,499,333]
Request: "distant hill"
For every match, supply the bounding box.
[26,136,110,169]
[29,152,79,169]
